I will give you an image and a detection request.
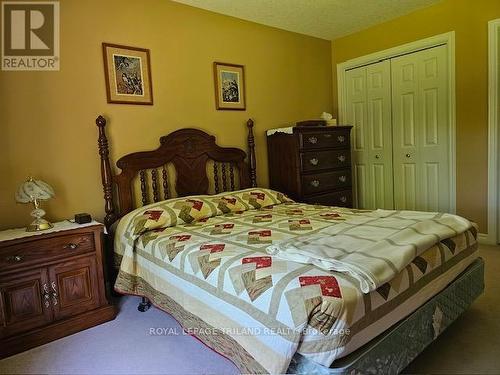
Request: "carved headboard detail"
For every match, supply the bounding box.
[96,115,257,229]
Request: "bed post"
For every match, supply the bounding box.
[96,115,117,230]
[246,118,257,187]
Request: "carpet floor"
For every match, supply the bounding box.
[1,246,499,375]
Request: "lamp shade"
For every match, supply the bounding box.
[15,177,55,203]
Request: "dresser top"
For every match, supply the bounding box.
[266,125,352,136]
[0,220,103,243]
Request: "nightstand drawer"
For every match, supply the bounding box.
[0,232,95,270]
[300,149,350,172]
[299,130,350,150]
[302,170,351,195]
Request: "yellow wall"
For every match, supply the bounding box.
[0,0,333,229]
[331,0,500,231]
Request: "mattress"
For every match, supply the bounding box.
[289,257,485,374]
[316,239,478,362]
[113,188,479,374]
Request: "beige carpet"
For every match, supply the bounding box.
[0,246,498,374]
[403,245,500,374]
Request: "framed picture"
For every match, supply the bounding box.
[213,62,246,110]
[102,43,153,105]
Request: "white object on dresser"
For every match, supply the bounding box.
[0,220,103,243]
[266,126,294,136]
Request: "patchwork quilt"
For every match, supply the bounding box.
[114,188,478,374]
[267,209,473,293]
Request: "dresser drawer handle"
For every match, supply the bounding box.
[338,175,347,183]
[337,135,346,143]
[309,158,319,166]
[310,180,320,188]
[42,283,51,308]
[323,134,332,138]
[5,255,23,262]
[340,196,347,203]
[63,243,79,250]
[337,155,346,163]
[51,281,58,306]
[308,136,318,144]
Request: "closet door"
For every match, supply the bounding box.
[391,45,450,212]
[346,60,394,209]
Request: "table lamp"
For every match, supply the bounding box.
[15,177,55,232]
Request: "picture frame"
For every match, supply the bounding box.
[213,62,246,110]
[102,43,153,105]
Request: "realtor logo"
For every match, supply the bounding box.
[1,1,59,70]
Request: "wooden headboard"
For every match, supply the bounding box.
[95,115,257,229]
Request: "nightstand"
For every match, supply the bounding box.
[0,221,116,359]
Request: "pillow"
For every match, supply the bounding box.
[231,188,293,209]
[210,194,249,214]
[130,197,219,237]
[124,188,293,239]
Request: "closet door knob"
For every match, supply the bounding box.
[406,154,411,158]
[375,154,380,159]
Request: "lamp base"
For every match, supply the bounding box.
[26,218,54,232]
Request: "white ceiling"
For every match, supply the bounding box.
[171,0,441,40]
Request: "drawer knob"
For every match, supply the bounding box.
[340,196,347,203]
[337,155,346,163]
[337,135,346,143]
[308,136,318,144]
[339,175,347,183]
[310,180,320,187]
[309,158,319,166]
[64,243,79,250]
[5,255,23,262]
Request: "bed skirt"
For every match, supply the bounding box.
[287,257,485,375]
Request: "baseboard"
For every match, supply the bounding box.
[478,232,497,245]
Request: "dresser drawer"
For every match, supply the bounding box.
[300,149,350,172]
[299,130,350,150]
[302,170,351,195]
[303,190,352,207]
[0,232,95,271]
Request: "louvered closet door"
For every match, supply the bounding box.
[346,60,394,209]
[391,45,449,212]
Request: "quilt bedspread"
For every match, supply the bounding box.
[267,209,473,293]
[113,188,478,374]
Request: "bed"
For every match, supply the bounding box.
[95,115,484,374]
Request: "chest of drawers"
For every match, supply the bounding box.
[267,126,353,207]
